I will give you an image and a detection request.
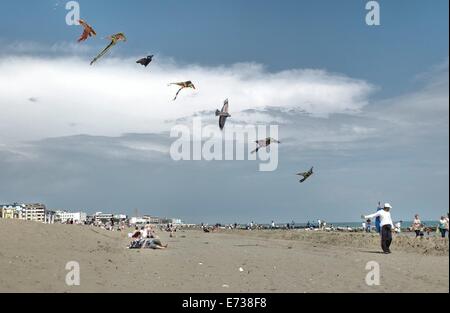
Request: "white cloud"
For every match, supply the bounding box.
[0,55,374,143]
[0,40,95,56]
[363,61,449,143]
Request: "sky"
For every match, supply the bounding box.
[0,0,448,223]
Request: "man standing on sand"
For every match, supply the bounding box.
[363,203,395,254]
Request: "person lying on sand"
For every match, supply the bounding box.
[142,238,168,250]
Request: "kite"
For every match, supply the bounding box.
[168,81,196,101]
[297,167,314,183]
[77,19,96,42]
[216,99,231,130]
[251,138,281,154]
[90,33,127,66]
[136,55,154,67]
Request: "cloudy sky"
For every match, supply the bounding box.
[0,0,448,223]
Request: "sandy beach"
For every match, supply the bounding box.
[0,219,448,293]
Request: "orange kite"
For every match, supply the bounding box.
[77,19,96,42]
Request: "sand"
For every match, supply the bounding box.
[0,219,448,293]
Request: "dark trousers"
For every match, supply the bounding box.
[381,225,392,253]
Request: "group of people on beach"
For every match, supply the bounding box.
[411,213,449,238]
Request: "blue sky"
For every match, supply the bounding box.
[0,0,448,223]
[2,0,448,96]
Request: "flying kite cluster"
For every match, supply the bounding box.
[75,19,314,184]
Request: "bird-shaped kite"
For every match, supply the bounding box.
[77,19,96,42]
[251,138,281,154]
[297,167,314,183]
[90,33,127,66]
[216,99,231,130]
[136,55,154,67]
[168,81,196,101]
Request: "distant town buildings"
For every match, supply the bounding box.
[1,203,184,226]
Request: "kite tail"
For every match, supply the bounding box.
[173,87,183,101]
[90,41,115,66]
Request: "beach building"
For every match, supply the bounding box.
[1,204,24,219]
[160,218,183,225]
[57,211,87,224]
[54,210,65,223]
[129,217,147,225]
[45,210,56,224]
[94,212,114,224]
[170,218,183,225]
[129,215,164,225]
[145,216,162,224]
[114,214,128,221]
[1,203,48,223]
[23,204,46,222]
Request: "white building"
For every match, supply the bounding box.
[57,211,87,224]
[45,210,56,224]
[94,212,114,223]
[114,214,128,221]
[23,204,46,222]
[171,219,183,225]
[129,217,147,225]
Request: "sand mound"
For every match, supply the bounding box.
[233,230,449,256]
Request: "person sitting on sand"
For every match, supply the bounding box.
[128,227,144,249]
[363,203,395,254]
[131,227,142,240]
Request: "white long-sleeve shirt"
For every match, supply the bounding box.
[365,210,394,228]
